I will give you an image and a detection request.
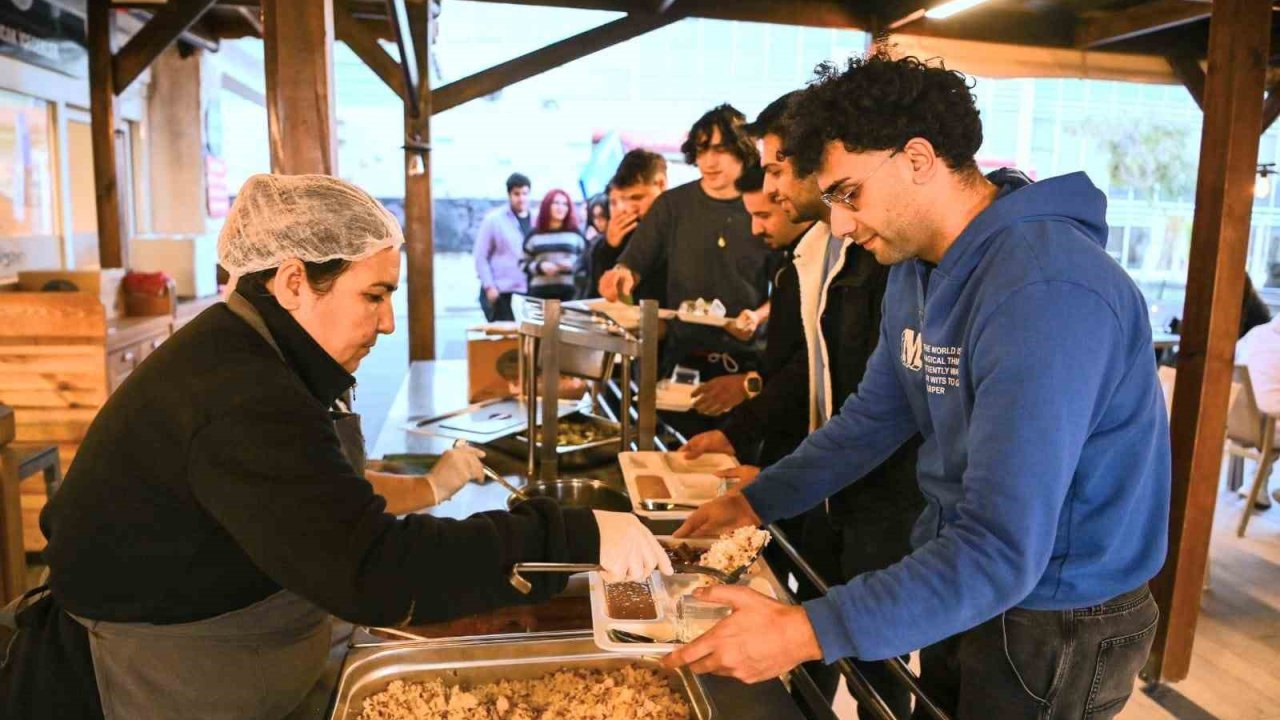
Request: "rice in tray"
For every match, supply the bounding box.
[699,527,770,574]
[357,665,691,720]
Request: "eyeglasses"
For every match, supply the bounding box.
[820,151,899,211]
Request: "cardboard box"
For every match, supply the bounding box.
[18,269,126,320]
[467,324,521,403]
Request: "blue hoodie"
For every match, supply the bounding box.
[742,170,1171,662]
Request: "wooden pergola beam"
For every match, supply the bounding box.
[405,0,435,361]
[89,2,125,269]
[432,11,683,114]
[1147,0,1272,684]
[1167,55,1206,109]
[113,0,219,93]
[262,0,337,175]
[1075,0,1212,49]
[335,7,407,102]
[385,0,422,111]
[234,6,263,36]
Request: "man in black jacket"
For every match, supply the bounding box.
[683,92,922,717]
[685,164,811,466]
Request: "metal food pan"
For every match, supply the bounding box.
[329,635,714,719]
[490,411,622,469]
[351,575,594,647]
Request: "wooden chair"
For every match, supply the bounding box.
[0,403,62,603]
[1224,366,1279,537]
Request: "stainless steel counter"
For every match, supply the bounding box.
[344,360,811,719]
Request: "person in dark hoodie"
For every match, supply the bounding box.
[666,54,1170,720]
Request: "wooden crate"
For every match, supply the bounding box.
[18,269,126,320]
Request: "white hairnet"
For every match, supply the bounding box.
[218,173,405,277]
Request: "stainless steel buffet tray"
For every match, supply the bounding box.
[329,635,715,719]
[489,410,622,469]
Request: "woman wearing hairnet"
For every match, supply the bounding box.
[0,175,671,720]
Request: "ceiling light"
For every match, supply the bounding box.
[925,0,992,20]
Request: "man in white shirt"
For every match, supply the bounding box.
[1236,312,1280,507]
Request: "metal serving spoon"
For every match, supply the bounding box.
[672,562,749,585]
[608,628,679,645]
[640,499,702,512]
[507,562,600,594]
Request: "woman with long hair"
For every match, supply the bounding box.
[522,188,585,301]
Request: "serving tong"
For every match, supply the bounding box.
[452,439,529,501]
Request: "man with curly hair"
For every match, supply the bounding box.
[667,54,1170,720]
[598,105,779,437]
[683,91,923,718]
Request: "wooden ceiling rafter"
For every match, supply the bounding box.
[1075,0,1212,49]
[114,0,220,93]
[1167,54,1206,108]
[1262,78,1280,133]
[431,10,685,114]
[335,5,407,103]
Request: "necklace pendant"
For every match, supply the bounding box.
[717,235,726,248]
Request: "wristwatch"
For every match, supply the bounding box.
[743,371,763,399]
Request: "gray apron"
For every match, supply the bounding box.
[71,292,367,720]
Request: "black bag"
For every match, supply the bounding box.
[0,586,103,720]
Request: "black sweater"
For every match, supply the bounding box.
[41,292,599,626]
[720,239,809,466]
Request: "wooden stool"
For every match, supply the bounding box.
[0,443,61,603]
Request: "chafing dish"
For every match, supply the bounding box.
[490,410,621,469]
[329,635,715,719]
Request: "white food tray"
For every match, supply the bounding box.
[676,310,733,328]
[567,299,675,331]
[620,451,738,520]
[589,537,781,654]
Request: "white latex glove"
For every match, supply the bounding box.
[426,446,485,503]
[592,510,674,583]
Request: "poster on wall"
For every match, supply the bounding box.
[0,0,87,78]
[205,155,228,218]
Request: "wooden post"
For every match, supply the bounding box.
[262,0,336,175]
[88,1,125,269]
[1146,0,1272,684]
[405,2,435,361]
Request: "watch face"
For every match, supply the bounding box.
[746,377,762,393]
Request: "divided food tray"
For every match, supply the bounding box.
[620,451,739,520]
[588,537,783,655]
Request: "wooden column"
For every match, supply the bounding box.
[405,2,435,361]
[1146,0,1272,684]
[262,0,336,175]
[88,2,125,269]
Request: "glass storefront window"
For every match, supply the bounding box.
[0,88,58,281]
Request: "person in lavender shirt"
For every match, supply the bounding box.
[474,173,532,321]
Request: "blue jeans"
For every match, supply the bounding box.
[916,585,1158,720]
